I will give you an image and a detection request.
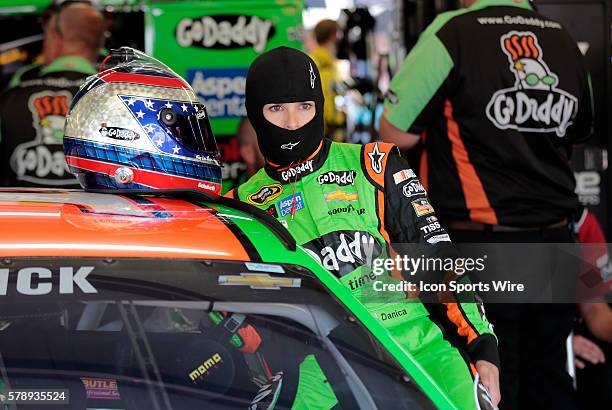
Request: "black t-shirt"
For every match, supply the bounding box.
[384,0,593,227]
[0,56,95,187]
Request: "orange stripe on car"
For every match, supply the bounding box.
[445,101,498,225]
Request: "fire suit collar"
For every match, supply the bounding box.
[264,138,331,184]
[40,56,96,76]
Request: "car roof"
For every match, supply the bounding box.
[0,188,288,260]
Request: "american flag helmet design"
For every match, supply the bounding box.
[64,48,222,195]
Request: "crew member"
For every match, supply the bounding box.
[0,1,106,187]
[380,1,593,408]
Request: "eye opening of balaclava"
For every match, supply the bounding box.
[245,46,324,167]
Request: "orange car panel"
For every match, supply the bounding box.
[0,190,250,260]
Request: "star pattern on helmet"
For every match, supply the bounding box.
[119,95,206,159]
[144,124,156,134]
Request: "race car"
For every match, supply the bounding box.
[0,188,456,409]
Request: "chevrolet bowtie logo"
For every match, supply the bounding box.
[218,273,301,290]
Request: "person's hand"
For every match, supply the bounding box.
[573,334,606,369]
[476,360,501,406]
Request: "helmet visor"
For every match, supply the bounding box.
[158,104,218,154]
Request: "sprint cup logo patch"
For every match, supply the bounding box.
[247,184,283,205]
[486,31,578,137]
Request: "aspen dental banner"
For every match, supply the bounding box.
[145,0,303,192]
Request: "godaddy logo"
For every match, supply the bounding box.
[176,15,275,53]
[486,31,578,137]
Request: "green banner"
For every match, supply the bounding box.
[146,0,303,192]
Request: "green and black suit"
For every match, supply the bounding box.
[231,139,499,408]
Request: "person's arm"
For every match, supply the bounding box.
[378,116,421,150]
[579,303,612,343]
[375,145,500,403]
[380,28,453,148]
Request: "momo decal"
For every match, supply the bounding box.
[317,170,356,186]
[402,180,426,198]
[280,160,314,183]
[367,143,385,174]
[99,124,140,141]
[189,353,223,382]
[411,199,434,217]
[486,31,578,137]
[303,230,383,277]
[176,15,275,53]
[278,192,305,217]
[247,184,283,205]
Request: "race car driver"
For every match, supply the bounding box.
[228,46,501,408]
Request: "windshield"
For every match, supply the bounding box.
[0,258,434,409]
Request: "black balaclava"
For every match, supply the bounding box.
[245,46,324,167]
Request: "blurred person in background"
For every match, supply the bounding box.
[235,117,264,186]
[571,207,612,409]
[0,0,105,187]
[379,0,593,409]
[309,19,345,141]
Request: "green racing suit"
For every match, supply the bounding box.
[231,139,500,409]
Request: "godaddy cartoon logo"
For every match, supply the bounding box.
[9,90,76,185]
[486,31,578,137]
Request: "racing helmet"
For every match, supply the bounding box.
[64,47,222,195]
